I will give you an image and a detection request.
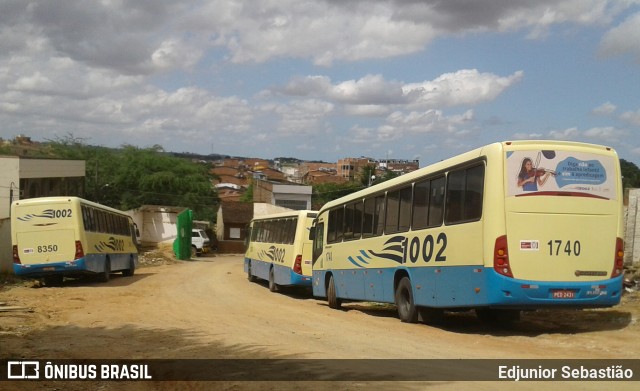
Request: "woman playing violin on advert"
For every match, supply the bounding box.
[517,157,553,191]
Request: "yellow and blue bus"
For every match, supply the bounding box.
[245,210,317,292]
[310,141,624,323]
[11,197,139,286]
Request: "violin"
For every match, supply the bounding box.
[534,168,556,177]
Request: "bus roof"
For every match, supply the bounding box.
[12,196,130,216]
[250,209,317,222]
[318,140,618,213]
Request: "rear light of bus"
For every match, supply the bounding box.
[611,238,624,278]
[12,245,21,264]
[493,235,513,278]
[293,255,303,275]
[74,240,85,260]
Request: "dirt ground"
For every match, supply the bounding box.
[1,250,639,390]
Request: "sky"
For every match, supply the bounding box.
[1,1,640,167]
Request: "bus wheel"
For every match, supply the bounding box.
[122,257,135,277]
[327,275,342,309]
[247,263,256,282]
[419,307,445,325]
[395,277,418,323]
[99,259,111,283]
[43,275,63,287]
[268,268,278,292]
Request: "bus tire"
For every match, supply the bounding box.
[122,257,135,277]
[327,275,342,309]
[395,277,418,323]
[99,259,111,283]
[268,267,278,292]
[247,262,256,282]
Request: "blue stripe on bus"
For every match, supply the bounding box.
[312,266,622,309]
[245,257,311,287]
[14,253,137,279]
[14,259,88,277]
[347,256,364,268]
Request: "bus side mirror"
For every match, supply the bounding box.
[308,226,316,241]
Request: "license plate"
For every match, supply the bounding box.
[42,267,55,271]
[551,290,575,299]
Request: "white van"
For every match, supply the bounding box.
[191,229,211,257]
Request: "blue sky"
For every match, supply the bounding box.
[1,1,639,167]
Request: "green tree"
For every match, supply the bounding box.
[240,182,254,202]
[312,182,364,207]
[44,137,219,222]
[109,145,218,221]
[621,158,640,189]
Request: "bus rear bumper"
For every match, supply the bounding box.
[485,271,623,308]
[13,259,87,278]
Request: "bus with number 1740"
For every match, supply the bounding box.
[11,197,139,286]
[310,140,624,323]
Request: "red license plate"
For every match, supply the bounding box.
[551,290,575,299]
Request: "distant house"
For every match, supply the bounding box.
[252,178,312,210]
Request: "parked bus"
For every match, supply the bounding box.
[245,210,318,292]
[11,197,139,286]
[310,141,624,323]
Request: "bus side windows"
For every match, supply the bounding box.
[312,222,325,264]
[428,176,445,227]
[445,164,484,225]
[385,186,412,234]
[412,179,430,230]
[327,209,337,243]
[362,197,375,238]
[343,203,355,240]
[335,206,345,242]
[287,218,297,244]
[353,201,363,239]
[374,195,385,236]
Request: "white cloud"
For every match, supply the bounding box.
[600,11,640,63]
[620,109,640,126]
[1,0,639,159]
[262,99,334,136]
[181,1,632,65]
[593,101,617,116]
[548,127,581,139]
[403,70,524,109]
[279,70,522,112]
[547,126,627,143]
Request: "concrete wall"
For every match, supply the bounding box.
[0,218,11,273]
[624,189,640,267]
[0,157,20,219]
[127,208,179,246]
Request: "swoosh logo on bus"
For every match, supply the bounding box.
[264,245,277,262]
[94,237,117,252]
[347,236,404,267]
[17,209,56,222]
[367,235,404,265]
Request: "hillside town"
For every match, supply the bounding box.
[0,134,421,265]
